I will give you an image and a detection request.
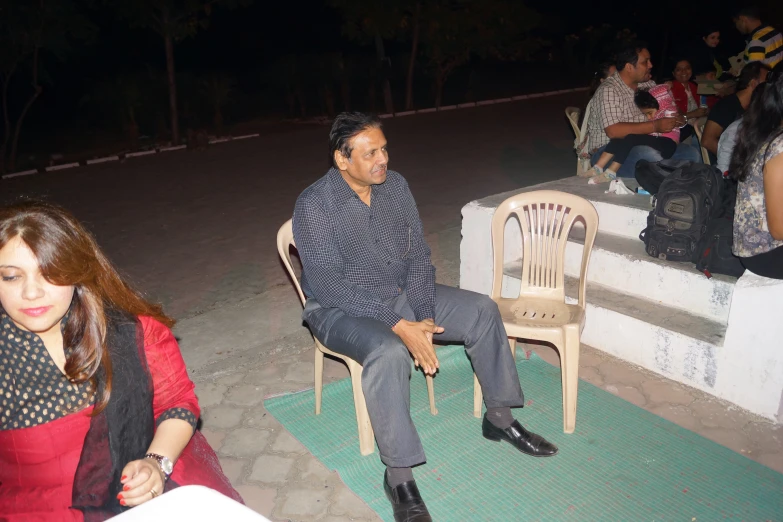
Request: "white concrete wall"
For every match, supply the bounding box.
[718,273,783,421]
[461,192,783,422]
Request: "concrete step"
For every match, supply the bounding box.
[564,229,736,323]
[476,176,652,240]
[500,266,727,394]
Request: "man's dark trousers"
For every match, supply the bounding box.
[303,283,525,467]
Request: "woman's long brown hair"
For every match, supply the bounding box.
[0,201,174,414]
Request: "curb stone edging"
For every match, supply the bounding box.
[378,86,590,120]
[2,133,262,179]
[3,86,585,179]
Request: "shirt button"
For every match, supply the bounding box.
[387,261,392,265]
[375,239,379,243]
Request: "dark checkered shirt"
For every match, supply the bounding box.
[293,168,435,328]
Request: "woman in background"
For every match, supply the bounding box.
[729,69,783,279]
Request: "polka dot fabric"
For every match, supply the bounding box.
[157,406,197,428]
[1,313,198,431]
[1,313,93,430]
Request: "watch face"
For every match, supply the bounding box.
[160,457,174,475]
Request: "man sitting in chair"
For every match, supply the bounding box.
[293,112,558,522]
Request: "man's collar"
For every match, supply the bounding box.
[612,71,637,91]
[748,24,768,40]
[328,167,388,205]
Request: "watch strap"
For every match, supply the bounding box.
[144,453,173,480]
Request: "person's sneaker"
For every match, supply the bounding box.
[588,169,617,185]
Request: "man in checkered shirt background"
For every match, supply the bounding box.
[293,112,558,522]
[585,42,701,178]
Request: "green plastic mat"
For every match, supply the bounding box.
[265,346,783,521]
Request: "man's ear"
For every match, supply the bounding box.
[334,149,350,170]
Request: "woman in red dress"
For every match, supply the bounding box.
[0,201,242,520]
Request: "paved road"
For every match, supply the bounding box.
[1,93,583,320]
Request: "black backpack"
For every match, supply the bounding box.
[692,217,746,278]
[639,162,724,262]
[634,159,693,195]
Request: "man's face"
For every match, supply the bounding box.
[734,16,749,35]
[628,49,653,83]
[334,126,389,189]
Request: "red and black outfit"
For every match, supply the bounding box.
[0,311,242,520]
[670,80,718,114]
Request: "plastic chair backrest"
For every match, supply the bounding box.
[565,107,581,139]
[491,190,598,308]
[277,219,307,306]
[693,120,711,165]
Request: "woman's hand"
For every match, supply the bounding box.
[117,458,165,507]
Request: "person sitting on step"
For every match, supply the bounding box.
[292,112,559,522]
[729,68,783,279]
[584,42,699,179]
[586,88,680,184]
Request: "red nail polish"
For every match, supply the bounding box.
[117,493,123,500]
[120,499,126,506]
[123,485,130,491]
[121,475,127,481]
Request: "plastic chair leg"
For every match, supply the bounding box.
[314,348,324,415]
[426,374,438,415]
[348,363,375,456]
[473,374,483,418]
[559,326,581,434]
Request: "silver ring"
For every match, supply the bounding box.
[150,487,158,498]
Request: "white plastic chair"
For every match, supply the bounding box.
[277,219,437,456]
[566,106,591,176]
[473,191,598,434]
[693,119,711,165]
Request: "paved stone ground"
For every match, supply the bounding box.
[3,96,781,519]
[192,342,783,521]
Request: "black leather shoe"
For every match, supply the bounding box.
[383,472,433,522]
[482,415,559,457]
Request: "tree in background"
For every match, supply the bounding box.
[421,0,540,108]
[80,71,148,149]
[107,0,249,145]
[330,0,413,114]
[200,73,235,136]
[0,0,93,172]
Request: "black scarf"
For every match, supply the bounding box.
[71,311,173,520]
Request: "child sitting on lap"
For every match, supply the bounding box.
[587,85,681,184]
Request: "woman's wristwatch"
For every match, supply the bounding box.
[145,453,174,481]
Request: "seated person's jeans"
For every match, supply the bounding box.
[590,136,702,178]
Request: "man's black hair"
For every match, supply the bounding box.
[328,112,382,167]
[733,6,761,21]
[736,62,771,91]
[615,41,648,72]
